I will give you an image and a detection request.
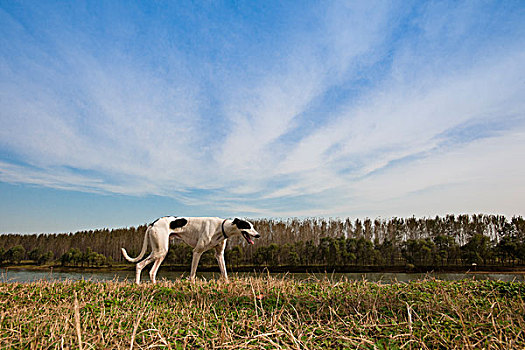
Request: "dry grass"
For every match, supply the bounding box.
[0,276,524,349]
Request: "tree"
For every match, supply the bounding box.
[166,243,193,265]
[343,238,357,265]
[376,239,399,266]
[462,234,492,265]
[433,235,460,266]
[0,248,6,264]
[38,251,54,265]
[327,238,341,267]
[200,250,215,267]
[92,253,106,266]
[70,248,83,266]
[496,236,518,265]
[318,238,331,265]
[7,245,26,264]
[254,244,279,267]
[61,248,83,266]
[279,243,299,266]
[226,246,243,269]
[304,240,317,265]
[355,237,375,265]
[254,246,268,266]
[29,248,43,263]
[61,251,71,266]
[402,239,435,266]
[1,214,524,269]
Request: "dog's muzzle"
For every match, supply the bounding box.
[241,231,259,245]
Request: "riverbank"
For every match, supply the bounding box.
[1,277,523,349]
[2,262,525,275]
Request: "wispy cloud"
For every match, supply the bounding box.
[1,1,524,219]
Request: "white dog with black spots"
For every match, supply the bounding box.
[121,216,260,284]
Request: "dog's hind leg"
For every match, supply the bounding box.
[149,253,167,284]
[135,254,155,284]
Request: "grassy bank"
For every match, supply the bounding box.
[1,278,524,349]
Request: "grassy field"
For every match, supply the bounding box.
[0,277,524,349]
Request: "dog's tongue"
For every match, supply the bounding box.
[243,232,255,245]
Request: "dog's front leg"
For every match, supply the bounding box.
[216,254,228,282]
[214,243,228,282]
[189,250,203,282]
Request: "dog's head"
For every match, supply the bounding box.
[232,218,260,245]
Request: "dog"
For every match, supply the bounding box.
[121,216,260,284]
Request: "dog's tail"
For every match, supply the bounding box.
[121,226,151,262]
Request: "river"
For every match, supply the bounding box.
[1,268,524,283]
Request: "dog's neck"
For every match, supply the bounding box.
[221,219,228,239]
[220,219,243,240]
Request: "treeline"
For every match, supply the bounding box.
[1,214,524,269]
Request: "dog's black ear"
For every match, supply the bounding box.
[170,218,187,229]
[232,218,251,229]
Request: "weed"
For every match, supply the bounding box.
[0,277,523,349]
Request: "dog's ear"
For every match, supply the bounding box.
[232,218,251,229]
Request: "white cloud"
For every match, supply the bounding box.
[1,1,524,218]
[214,1,391,182]
[266,41,525,203]
[345,130,525,218]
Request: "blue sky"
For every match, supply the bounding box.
[1,1,524,233]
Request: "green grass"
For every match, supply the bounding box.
[1,277,524,349]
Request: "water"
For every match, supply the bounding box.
[1,268,524,283]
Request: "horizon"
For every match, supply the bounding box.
[1,1,524,234]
